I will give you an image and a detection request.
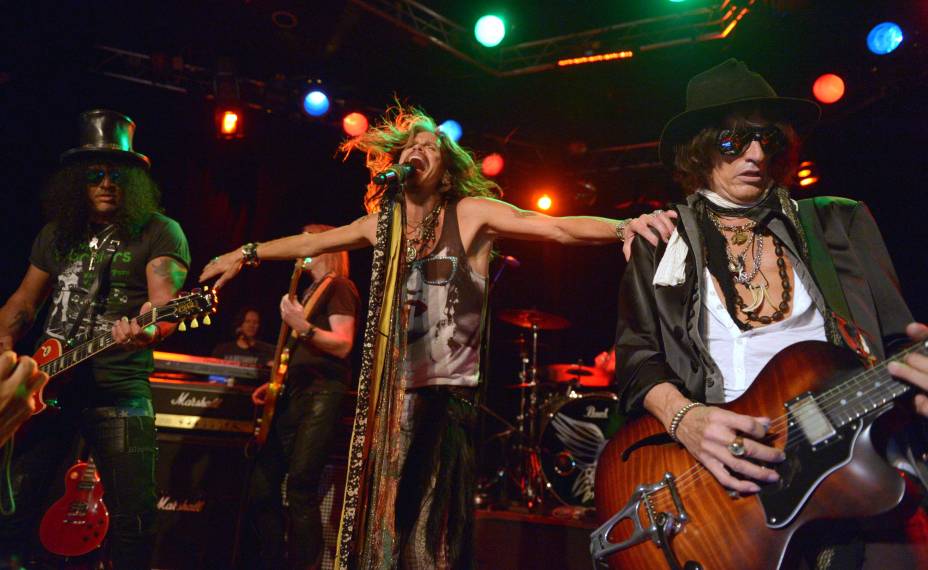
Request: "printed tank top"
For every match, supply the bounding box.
[404,200,487,388]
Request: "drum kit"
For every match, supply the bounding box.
[480,308,623,511]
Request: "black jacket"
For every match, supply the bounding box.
[616,194,913,416]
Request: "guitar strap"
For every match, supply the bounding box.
[797,198,875,365]
[291,273,336,339]
[65,231,121,347]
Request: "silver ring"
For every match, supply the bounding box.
[653,209,664,216]
[727,435,746,457]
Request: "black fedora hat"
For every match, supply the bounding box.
[658,59,820,167]
[60,109,151,169]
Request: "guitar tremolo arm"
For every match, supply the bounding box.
[590,472,690,568]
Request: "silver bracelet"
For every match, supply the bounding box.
[668,401,705,442]
[614,219,631,243]
[241,242,260,267]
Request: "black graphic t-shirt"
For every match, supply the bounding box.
[288,276,359,388]
[29,213,191,403]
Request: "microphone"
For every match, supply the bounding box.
[501,255,520,268]
[373,163,415,185]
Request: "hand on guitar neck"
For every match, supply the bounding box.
[111,301,166,349]
[888,322,928,417]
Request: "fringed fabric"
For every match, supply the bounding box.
[336,192,409,569]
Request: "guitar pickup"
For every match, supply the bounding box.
[785,392,836,448]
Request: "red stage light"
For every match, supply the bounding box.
[481,153,504,177]
[342,112,369,137]
[536,194,553,211]
[217,109,243,139]
[812,74,845,104]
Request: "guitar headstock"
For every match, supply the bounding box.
[159,286,219,332]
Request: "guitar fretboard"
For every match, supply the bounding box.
[820,340,926,429]
[40,312,158,378]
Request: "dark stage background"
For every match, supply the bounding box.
[1,1,926,462]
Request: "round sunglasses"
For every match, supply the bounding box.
[717,125,786,156]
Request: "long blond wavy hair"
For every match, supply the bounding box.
[340,102,501,213]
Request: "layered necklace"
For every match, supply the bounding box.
[405,199,443,262]
[709,211,792,326]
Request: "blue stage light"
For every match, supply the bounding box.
[867,22,903,55]
[438,120,462,142]
[303,90,330,117]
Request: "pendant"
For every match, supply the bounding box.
[732,230,749,246]
[728,255,744,275]
[743,283,766,313]
[406,245,418,263]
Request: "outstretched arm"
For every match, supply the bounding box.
[200,214,377,289]
[461,197,677,248]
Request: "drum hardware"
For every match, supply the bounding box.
[495,308,573,510]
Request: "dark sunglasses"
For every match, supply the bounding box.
[85,168,123,185]
[717,126,786,156]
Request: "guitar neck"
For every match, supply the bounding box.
[820,340,926,429]
[269,259,306,385]
[40,310,159,378]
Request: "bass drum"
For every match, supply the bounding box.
[539,392,623,506]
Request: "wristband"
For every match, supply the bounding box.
[242,242,260,267]
[298,325,317,341]
[614,219,631,243]
[668,401,705,442]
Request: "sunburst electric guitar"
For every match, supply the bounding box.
[592,339,928,570]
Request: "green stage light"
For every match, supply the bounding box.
[475,15,506,47]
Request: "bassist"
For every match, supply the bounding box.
[246,224,358,569]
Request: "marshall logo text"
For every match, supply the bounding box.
[169,392,223,409]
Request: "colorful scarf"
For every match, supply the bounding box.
[336,192,410,569]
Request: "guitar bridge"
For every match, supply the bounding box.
[590,472,689,566]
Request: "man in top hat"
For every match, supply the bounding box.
[612,59,928,567]
[0,109,191,567]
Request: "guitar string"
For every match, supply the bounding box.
[644,342,924,512]
[39,307,173,375]
[649,358,912,512]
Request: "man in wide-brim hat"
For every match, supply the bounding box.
[0,109,190,568]
[609,59,928,569]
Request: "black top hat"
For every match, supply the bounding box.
[60,109,151,169]
[658,59,820,167]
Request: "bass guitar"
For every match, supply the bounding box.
[252,259,307,448]
[30,288,218,415]
[39,459,108,557]
[592,339,928,570]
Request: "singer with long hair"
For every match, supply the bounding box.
[200,101,674,569]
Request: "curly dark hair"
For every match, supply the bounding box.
[339,102,501,213]
[673,112,800,195]
[42,157,162,254]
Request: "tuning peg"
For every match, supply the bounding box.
[190,317,199,329]
[178,321,187,332]
[203,314,211,326]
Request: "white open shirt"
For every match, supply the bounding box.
[702,267,827,402]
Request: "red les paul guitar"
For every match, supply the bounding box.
[30,288,218,414]
[39,459,108,557]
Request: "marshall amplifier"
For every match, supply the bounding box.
[150,378,255,435]
[152,431,250,569]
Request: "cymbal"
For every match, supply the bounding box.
[498,308,571,330]
[545,364,611,388]
[506,382,553,390]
